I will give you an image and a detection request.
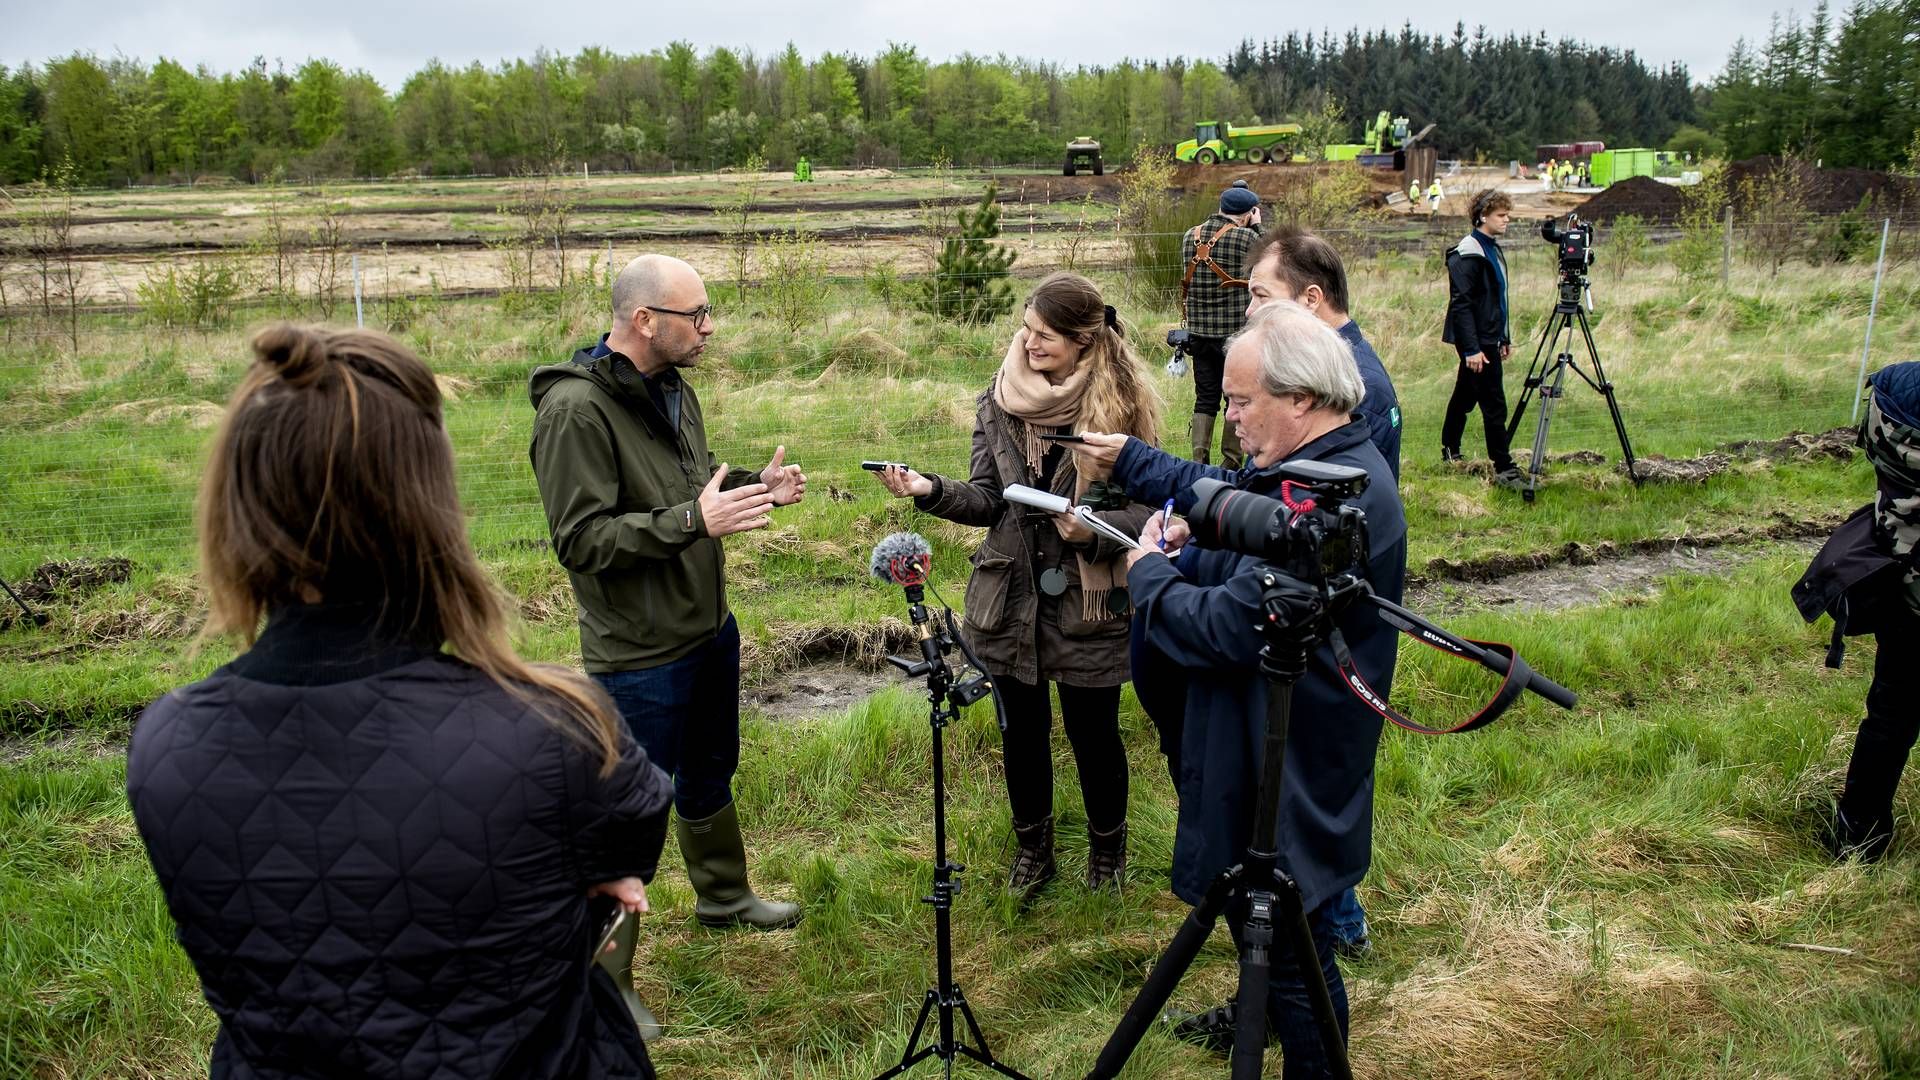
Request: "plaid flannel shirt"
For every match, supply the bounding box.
[1181,213,1259,339]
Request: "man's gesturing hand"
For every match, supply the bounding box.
[760,445,807,506]
[700,464,775,537]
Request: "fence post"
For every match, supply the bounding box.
[1721,205,1732,287]
[1851,217,1893,424]
[351,253,364,328]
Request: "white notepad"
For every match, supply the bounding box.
[1001,484,1142,551]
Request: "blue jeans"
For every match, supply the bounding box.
[1226,899,1348,1080]
[591,616,741,821]
[1324,887,1369,948]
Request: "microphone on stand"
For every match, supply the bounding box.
[867,532,1004,732]
[869,532,942,672]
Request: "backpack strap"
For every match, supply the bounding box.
[1181,222,1248,321]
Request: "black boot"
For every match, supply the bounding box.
[1086,821,1127,891]
[1007,816,1056,903]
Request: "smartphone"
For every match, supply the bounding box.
[595,908,628,956]
[861,460,911,472]
[1037,433,1087,444]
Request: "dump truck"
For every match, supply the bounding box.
[1174,120,1303,165]
[1064,138,1103,176]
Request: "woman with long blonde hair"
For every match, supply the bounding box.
[126,324,674,1077]
[875,272,1161,903]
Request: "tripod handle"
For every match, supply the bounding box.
[1526,670,1577,710]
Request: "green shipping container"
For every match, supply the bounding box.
[1590,150,1617,187]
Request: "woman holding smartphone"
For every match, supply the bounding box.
[874,272,1160,903]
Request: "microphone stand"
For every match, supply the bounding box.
[875,576,1030,1080]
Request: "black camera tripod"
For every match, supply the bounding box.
[1087,569,1352,1080]
[1506,276,1640,502]
[1086,564,1575,1079]
[874,584,1030,1080]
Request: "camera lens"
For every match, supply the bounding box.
[1189,478,1285,557]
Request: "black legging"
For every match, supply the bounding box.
[1189,335,1228,417]
[996,676,1127,830]
[1439,355,1515,471]
[1840,611,1920,828]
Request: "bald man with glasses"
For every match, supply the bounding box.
[529,254,807,1040]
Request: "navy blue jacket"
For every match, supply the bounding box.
[1123,419,1407,910]
[1442,230,1510,359]
[127,604,673,1079]
[1340,319,1402,481]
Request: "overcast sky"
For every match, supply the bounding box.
[4,0,1785,91]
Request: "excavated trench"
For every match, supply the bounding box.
[0,428,1864,736]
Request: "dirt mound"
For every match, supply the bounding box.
[1171,161,1396,205]
[12,558,134,603]
[1725,156,1920,216]
[1575,176,1686,224]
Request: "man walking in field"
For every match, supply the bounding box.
[529,254,808,1035]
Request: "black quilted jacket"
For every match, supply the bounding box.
[127,604,674,1078]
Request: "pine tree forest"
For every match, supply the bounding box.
[0,4,1913,189]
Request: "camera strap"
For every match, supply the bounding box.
[1325,624,1531,735]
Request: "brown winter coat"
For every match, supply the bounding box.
[916,388,1156,687]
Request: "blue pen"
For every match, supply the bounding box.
[1158,498,1176,550]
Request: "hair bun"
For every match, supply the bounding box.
[252,323,331,385]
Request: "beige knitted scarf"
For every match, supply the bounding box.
[991,335,1126,621]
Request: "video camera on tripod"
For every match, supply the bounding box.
[1541,212,1595,280]
[1506,212,1641,501]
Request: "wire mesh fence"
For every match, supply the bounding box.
[1,206,1914,578]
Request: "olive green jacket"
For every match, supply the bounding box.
[529,344,756,672]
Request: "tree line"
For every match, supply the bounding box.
[0,11,1911,189]
[1704,0,1920,172]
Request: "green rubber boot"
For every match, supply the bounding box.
[595,911,662,1042]
[677,802,803,930]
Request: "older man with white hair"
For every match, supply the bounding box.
[1115,302,1407,1070]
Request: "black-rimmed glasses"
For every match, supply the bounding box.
[645,303,715,326]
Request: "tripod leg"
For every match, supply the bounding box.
[1,577,44,627]
[1576,309,1640,483]
[1085,872,1238,1079]
[1277,885,1353,1080]
[873,990,940,1079]
[953,993,1035,1079]
[1230,895,1274,1080]
[1506,313,1558,442]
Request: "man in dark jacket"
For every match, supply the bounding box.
[1122,302,1407,1071]
[1441,189,1526,490]
[529,254,808,1032]
[1181,184,1263,468]
[1246,226,1401,481]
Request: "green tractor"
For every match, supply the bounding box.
[1064,137,1103,176]
[1174,120,1303,165]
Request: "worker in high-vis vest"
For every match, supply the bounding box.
[1427,180,1443,215]
[1409,180,1421,208]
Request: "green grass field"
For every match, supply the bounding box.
[3,242,1917,1078]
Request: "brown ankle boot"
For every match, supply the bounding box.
[1007,816,1056,902]
[1086,821,1128,891]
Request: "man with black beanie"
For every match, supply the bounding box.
[1180,184,1262,468]
[1441,190,1527,490]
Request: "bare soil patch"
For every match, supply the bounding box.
[743,663,896,722]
